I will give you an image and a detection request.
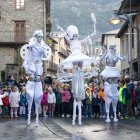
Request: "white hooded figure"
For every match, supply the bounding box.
[100,44,126,123]
[57,25,95,69]
[57,25,95,126]
[21,30,52,126]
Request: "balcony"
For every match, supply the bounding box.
[0,31,26,43]
[47,61,57,72]
[58,47,68,58]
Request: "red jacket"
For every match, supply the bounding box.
[2,96,9,107]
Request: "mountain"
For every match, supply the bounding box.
[51,0,122,39]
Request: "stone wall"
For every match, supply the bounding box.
[5,64,19,82]
[0,47,14,71]
[0,0,46,42]
[0,0,47,81]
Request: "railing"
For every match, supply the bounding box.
[0,31,26,43]
[47,61,57,71]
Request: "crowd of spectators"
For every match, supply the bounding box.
[0,75,140,121]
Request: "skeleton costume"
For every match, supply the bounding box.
[58,25,95,126]
[20,30,52,126]
[100,44,126,123]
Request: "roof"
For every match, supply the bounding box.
[103,29,120,35]
[115,14,136,38]
[115,21,129,38]
[101,29,120,45]
[118,0,140,14]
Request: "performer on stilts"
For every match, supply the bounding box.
[20,30,52,126]
[57,25,95,126]
[72,61,85,126]
[100,44,126,123]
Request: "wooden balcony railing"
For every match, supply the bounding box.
[0,31,26,43]
[58,47,68,58]
[47,61,57,72]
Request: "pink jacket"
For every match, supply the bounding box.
[61,90,71,103]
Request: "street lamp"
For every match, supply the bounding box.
[109,13,122,24]
[109,10,133,79]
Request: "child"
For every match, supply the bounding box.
[19,86,27,117]
[54,86,62,116]
[48,87,56,117]
[1,86,9,116]
[0,87,8,115]
[85,87,92,118]
[98,80,106,118]
[92,86,100,118]
[41,85,48,117]
[9,85,20,118]
[61,84,71,118]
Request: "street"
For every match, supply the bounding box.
[0,117,140,140]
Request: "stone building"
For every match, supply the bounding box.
[48,33,69,77]
[115,0,140,79]
[0,0,51,81]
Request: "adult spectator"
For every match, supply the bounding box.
[136,81,140,116]
[5,75,18,87]
[125,76,135,120]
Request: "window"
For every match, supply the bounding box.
[15,0,25,10]
[14,21,26,42]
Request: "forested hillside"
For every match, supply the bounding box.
[51,0,122,38]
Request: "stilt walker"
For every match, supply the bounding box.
[20,30,52,126]
[72,61,85,126]
[57,25,96,126]
[100,44,126,123]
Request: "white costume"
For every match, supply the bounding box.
[20,30,52,126]
[58,25,95,69]
[57,25,95,126]
[100,45,126,123]
[72,66,85,126]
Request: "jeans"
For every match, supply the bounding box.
[126,99,134,117]
[85,104,92,117]
[118,101,126,117]
[99,102,105,116]
[62,102,70,117]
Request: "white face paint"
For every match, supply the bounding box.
[107,78,112,83]
[109,47,116,54]
[36,35,43,43]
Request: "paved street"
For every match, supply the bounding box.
[0,117,140,140]
[0,117,84,140]
[52,117,140,140]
